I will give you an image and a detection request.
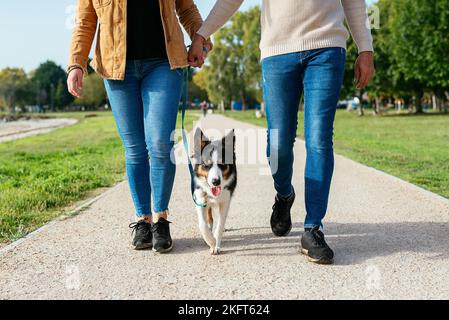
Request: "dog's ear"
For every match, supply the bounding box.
[193,128,210,163]
[195,127,210,150]
[222,129,235,150]
[222,129,235,164]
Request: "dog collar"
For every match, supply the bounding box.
[193,193,207,208]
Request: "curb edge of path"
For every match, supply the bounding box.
[0,115,203,258]
[2,114,447,258]
[334,153,449,206]
[0,118,79,143]
[225,114,449,207]
[0,181,127,258]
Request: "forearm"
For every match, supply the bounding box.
[342,0,373,53]
[176,0,202,39]
[177,0,213,50]
[196,0,244,39]
[68,0,97,75]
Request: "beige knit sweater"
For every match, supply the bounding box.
[197,0,374,59]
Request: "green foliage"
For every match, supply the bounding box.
[196,1,449,112]
[389,0,449,89]
[74,73,107,109]
[341,37,359,99]
[188,69,209,103]
[194,6,261,108]
[0,111,198,243]
[54,80,73,109]
[31,60,73,111]
[361,0,449,110]
[0,68,30,113]
[225,110,449,199]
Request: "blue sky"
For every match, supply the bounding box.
[0,0,373,72]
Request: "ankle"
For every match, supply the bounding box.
[152,211,169,223]
[138,216,152,224]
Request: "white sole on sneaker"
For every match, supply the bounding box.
[301,248,333,265]
[152,242,173,254]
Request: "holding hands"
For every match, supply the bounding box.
[188,34,210,68]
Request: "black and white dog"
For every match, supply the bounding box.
[193,128,237,255]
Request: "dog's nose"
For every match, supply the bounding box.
[211,178,221,186]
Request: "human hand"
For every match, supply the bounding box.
[354,51,375,89]
[67,68,84,98]
[188,33,208,68]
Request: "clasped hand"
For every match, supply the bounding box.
[188,34,209,68]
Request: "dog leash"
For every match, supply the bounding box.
[181,67,207,208]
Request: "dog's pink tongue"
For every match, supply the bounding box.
[211,186,222,197]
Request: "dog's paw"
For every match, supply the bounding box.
[210,246,221,255]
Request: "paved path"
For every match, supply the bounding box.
[1,114,448,299]
[0,118,78,143]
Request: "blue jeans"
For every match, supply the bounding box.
[104,59,183,217]
[262,48,346,229]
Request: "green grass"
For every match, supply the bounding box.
[0,111,198,243]
[224,110,449,199]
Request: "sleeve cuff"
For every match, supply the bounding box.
[67,63,87,77]
[197,25,214,41]
[357,43,374,54]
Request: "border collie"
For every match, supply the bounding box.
[193,128,237,255]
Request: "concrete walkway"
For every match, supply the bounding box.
[0,118,78,143]
[1,114,448,299]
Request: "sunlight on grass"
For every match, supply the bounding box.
[0,111,199,243]
[224,110,449,199]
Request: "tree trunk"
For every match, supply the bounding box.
[241,91,247,111]
[8,95,16,114]
[373,97,380,115]
[415,91,424,113]
[432,95,437,111]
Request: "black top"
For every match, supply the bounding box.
[126,0,167,60]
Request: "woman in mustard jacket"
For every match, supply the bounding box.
[67,0,211,253]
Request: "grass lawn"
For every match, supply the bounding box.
[0,111,198,244]
[224,110,449,199]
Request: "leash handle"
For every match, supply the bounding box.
[181,67,207,208]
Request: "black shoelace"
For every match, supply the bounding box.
[151,219,171,239]
[129,221,151,237]
[309,227,327,247]
[272,196,289,220]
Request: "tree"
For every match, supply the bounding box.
[54,80,73,110]
[0,68,29,113]
[74,73,107,109]
[387,0,449,112]
[31,60,73,111]
[193,6,262,109]
[188,69,209,103]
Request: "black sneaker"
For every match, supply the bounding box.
[129,220,152,250]
[301,226,334,264]
[151,218,173,253]
[270,188,295,237]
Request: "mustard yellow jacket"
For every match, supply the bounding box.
[68,0,211,80]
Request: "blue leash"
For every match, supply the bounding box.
[181,67,207,208]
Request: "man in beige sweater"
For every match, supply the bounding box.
[188,0,375,264]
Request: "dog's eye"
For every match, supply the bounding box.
[202,163,211,169]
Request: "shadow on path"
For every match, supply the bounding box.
[172,222,449,265]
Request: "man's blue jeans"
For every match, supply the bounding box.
[262,48,346,229]
[104,59,183,217]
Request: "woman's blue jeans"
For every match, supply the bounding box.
[262,48,346,229]
[104,59,183,217]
